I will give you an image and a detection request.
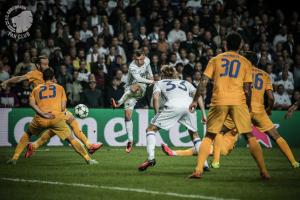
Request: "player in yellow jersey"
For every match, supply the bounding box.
[3,56,101,164]
[11,68,98,164]
[188,33,270,179]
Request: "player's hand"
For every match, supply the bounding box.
[201,114,207,124]
[1,81,7,89]
[284,109,293,120]
[151,80,157,85]
[189,101,197,113]
[42,112,55,119]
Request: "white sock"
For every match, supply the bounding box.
[125,120,133,142]
[193,138,201,152]
[118,90,132,105]
[146,131,156,160]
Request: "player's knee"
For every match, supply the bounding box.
[267,128,280,140]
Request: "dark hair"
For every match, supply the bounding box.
[226,32,242,51]
[43,68,55,81]
[133,49,144,57]
[244,51,258,66]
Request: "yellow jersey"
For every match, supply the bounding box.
[25,70,44,87]
[251,66,273,113]
[204,51,252,106]
[30,82,67,116]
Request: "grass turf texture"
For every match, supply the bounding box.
[0,147,299,200]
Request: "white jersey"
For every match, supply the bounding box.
[126,57,153,87]
[153,79,196,109]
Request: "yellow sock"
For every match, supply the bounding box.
[248,137,268,174]
[195,137,213,173]
[12,132,30,160]
[69,120,91,149]
[32,130,54,149]
[276,137,297,165]
[175,148,194,156]
[70,139,91,161]
[212,134,222,163]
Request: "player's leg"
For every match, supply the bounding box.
[190,106,228,178]
[138,124,160,171]
[25,130,56,158]
[112,84,141,108]
[8,118,43,164]
[233,105,270,179]
[124,98,136,153]
[51,120,98,164]
[267,128,299,168]
[66,113,102,154]
[252,111,299,168]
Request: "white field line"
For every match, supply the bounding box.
[1,177,239,200]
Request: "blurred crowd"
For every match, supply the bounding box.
[0,0,299,110]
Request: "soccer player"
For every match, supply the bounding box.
[189,33,270,179]
[138,65,208,171]
[111,50,154,153]
[211,52,299,168]
[15,68,97,164]
[3,56,101,164]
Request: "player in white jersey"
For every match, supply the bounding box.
[111,50,155,153]
[138,65,208,171]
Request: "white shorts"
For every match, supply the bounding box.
[151,107,197,132]
[124,84,147,110]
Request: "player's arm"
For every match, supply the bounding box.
[285,99,299,119]
[265,90,274,115]
[189,75,209,112]
[0,75,27,89]
[153,91,160,115]
[197,95,207,123]
[29,94,55,119]
[243,82,252,112]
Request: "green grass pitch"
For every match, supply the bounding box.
[0,147,299,200]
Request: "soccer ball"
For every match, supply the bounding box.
[74,104,89,119]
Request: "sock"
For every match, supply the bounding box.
[175,148,194,156]
[125,120,133,142]
[12,132,30,160]
[221,132,237,155]
[146,131,156,160]
[276,137,297,165]
[70,139,91,161]
[69,120,91,149]
[32,130,54,149]
[212,134,223,164]
[195,137,213,173]
[193,138,209,168]
[117,90,132,105]
[248,137,268,174]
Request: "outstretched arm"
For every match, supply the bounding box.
[132,73,154,84]
[1,75,27,89]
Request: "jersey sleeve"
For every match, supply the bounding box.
[61,86,67,102]
[129,67,153,84]
[203,58,215,79]
[146,62,153,78]
[153,82,161,94]
[244,61,253,83]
